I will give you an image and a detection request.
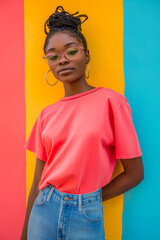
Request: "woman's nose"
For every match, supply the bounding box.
[59,52,68,62]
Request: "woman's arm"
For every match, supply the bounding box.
[20,158,46,240]
[102,156,144,201]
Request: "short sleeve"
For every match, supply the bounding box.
[113,101,142,159]
[24,111,47,162]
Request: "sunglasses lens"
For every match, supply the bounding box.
[65,46,81,60]
[44,46,82,66]
[45,52,59,65]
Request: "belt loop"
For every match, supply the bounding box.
[46,186,55,202]
[78,194,82,211]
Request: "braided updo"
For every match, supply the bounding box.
[43,6,88,54]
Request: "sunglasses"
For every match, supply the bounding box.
[42,45,85,66]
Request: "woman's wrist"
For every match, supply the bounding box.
[102,171,143,201]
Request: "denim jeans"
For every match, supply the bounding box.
[27,184,105,240]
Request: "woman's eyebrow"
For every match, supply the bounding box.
[47,42,78,53]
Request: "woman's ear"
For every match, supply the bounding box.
[85,49,90,65]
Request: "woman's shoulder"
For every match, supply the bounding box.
[100,87,128,113]
[39,100,61,118]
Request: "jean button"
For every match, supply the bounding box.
[64,196,68,201]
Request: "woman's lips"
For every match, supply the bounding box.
[59,69,74,75]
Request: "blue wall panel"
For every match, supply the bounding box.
[122,0,160,239]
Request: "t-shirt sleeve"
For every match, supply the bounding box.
[113,101,142,159]
[24,111,47,162]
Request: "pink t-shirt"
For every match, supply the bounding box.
[24,87,142,194]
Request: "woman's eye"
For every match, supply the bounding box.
[67,50,78,55]
[50,55,58,60]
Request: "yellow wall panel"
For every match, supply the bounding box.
[24,1,124,239]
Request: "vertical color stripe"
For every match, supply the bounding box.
[24,1,124,240]
[122,0,160,239]
[0,0,26,239]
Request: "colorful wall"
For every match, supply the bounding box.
[0,0,159,239]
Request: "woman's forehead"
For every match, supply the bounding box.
[46,33,81,52]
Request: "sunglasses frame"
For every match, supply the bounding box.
[42,45,85,66]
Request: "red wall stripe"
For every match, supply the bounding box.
[0,0,26,239]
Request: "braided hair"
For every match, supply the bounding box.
[43,6,88,54]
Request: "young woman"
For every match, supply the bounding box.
[21,5,144,240]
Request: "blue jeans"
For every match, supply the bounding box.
[27,184,105,240]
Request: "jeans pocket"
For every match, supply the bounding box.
[35,189,47,206]
[82,198,104,222]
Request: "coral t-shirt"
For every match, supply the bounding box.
[24,87,142,194]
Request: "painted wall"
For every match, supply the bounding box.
[0,0,26,239]
[0,0,159,239]
[122,0,160,239]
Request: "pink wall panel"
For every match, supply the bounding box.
[0,1,26,239]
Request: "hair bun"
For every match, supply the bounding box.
[44,5,88,35]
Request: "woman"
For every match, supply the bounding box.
[21,5,144,240]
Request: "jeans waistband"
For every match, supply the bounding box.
[44,184,102,212]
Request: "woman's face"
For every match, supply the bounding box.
[44,32,90,84]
